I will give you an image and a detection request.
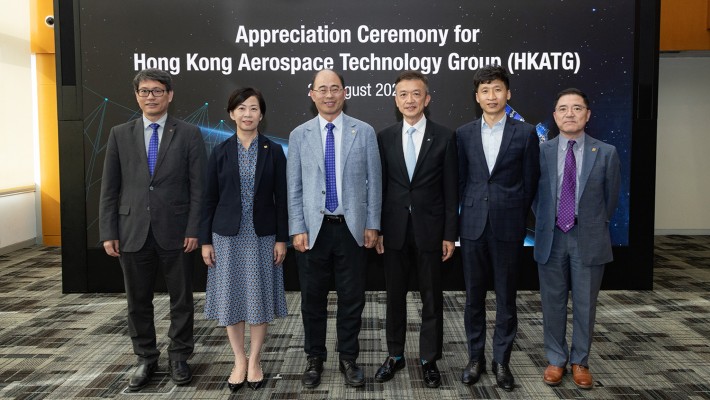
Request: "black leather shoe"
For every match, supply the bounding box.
[301,356,324,388]
[227,365,246,393]
[461,358,486,385]
[491,360,515,391]
[128,361,158,392]
[375,356,405,382]
[339,360,365,387]
[422,361,441,388]
[247,362,264,390]
[169,360,193,386]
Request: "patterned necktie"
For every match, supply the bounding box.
[405,127,417,181]
[325,122,338,212]
[148,123,160,176]
[557,139,576,232]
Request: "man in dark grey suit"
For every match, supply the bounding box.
[374,71,458,388]
[99,69,206,391]
[457,65,540,391]
[534,88,620,390]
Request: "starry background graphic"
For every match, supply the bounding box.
[80,0,633,247]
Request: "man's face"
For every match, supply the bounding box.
[553,94,591,137]
[135,79,173,121]
[310,70,345,122]
[394,79,431,124]
[475,79,510,117]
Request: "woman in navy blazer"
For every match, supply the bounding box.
[200,88,288,392]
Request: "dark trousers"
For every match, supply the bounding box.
[461,219,521,364]
[119,229,194,364]
[297,217,366,362]
[383,215,443,362]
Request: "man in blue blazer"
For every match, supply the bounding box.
[534,88,620,390]
[287,69,382,388]
[99,69,206,391]
[457,65,540,392]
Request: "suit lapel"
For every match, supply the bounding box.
[545,137,559,203]
[340,115,356,167]
[578,136,599,199]
[390,122,409,182]
[254,134,268,190]
[153,116,176,180]
[133,119,150,179]
[470,119,490,177]
[305,117,324,174]
[413,122,435,181]
[491,119,514,176]
[225,135,240,190]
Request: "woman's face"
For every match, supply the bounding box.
[229,95,262,134]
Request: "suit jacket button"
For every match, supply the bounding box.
[320,210,324,214]
[146,206,150,211]
[484,197,488,201]
[322,190,326,194]
[149,186,154,191]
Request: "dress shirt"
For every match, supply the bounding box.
[481,115,506,174]
[142,113,168,156]
[318,113,344,215]
[401,116,427,160]
[556,133,585,212]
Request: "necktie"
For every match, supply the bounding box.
[557,140,576,232]
[325,122,338,212]
[148,123,160,176]
[405,127,417,180]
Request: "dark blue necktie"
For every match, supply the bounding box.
[148,123,159,176]
[325,122,338,212]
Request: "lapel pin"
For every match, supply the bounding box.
[592,147,597,152]
[264,145,268,148]
[427,138,431,142]
[351,129,356,135]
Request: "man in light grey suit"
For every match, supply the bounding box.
[99,69,206,391]
[287,69,381,388]
[534,88,620,390]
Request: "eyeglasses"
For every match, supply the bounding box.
[555,105,587,114]
[137,88,167,97]
[311,86,343,95]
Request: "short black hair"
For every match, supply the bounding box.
[554,87,590,109]
[310,69,345,89]
[133,68,173,92]
[473,65,509,92]
[227,87,266,117]
[395,70,429,92]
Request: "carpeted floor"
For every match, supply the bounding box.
[0,235,708,399]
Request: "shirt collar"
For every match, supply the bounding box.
[482,114,507,130]
[403,115,427,134]
[317,113,344,133]
[143,114,168,130]
[559,132,586,150]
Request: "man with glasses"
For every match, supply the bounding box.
[534,88,620,390]
[457,65,540,392]
[287,69,381,388]
[374,70,458,388]
[99,68,206,391]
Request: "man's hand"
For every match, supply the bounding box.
[202,244,215,267]
[364,229,378,248]
[375,235,384,254]
[442,240,455,261]
[274,242,287,265]
[184,237,198,253]
[292,233,309,253]
[103,240,120,257]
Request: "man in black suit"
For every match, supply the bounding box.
[99,69,206,391]
[374,70,458,388]
[457,65,540,391]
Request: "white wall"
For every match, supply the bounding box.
[655,55,710,234]
[0,2,37,251]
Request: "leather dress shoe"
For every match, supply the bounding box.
[421,361,441,388]
[247,362,264,390]
[128,361,158,392]
[169,360,193,385]
[227,365,246,392]
[339,360,365,387]
[543,364,566,386]
[461,358,485,385]
[571,364,593,389]
[375,356,406,382]
[491,361,515,392]
[301,356,324,388]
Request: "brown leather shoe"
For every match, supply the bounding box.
[543,364,565,386]
[571,364,593,389]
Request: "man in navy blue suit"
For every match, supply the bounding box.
[456,65,540,392]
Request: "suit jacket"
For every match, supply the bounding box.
[457,117,540,242]
[287,113,382,248]
[99,115,206,252]
[199,134,288,245]
[533,134,621,266]
[378,120,458,251]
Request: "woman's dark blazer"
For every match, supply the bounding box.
[199,133,288,244]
